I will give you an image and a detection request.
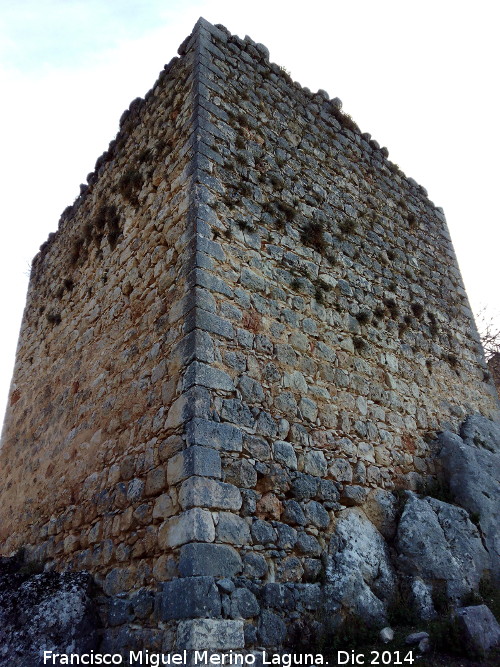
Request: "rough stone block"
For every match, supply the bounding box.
[273,440,298,470]
[183,361,235,392]
[185,308,234,340]
[303,450,327,477]
[103,568,137,596]
[251,519,277,544]
[257,610,287,647]
[179,543,243,577]
[456,604,500,654]
[179,476,242,511]
[224,459,257,488]
[185,418,242,452]
[216,512,251,545]
[282,500,307,526]
[164,394,190,430]
[340,485,369,506]
[396,492,490,601]
[290,474,318,500]
[196,234,226,261]
[157,576,221,620]
[296,532,322,557]
[158,508,215,548]
[230,588,260,619]
[152,493,175,520]
[145,467,166,496]
[243,552,268,578]
[304,500,330,529]
[107,599,133,627]
[170,330,215,372]
[188,267,234,297]
[176,619,244,650]
[167,446,222,485]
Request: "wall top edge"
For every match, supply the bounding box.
[30,17,445,274]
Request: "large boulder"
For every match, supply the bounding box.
[325,508,396,626]
[439,414,500,581]
[456,604,500,655]
[0,556,98,666]
[396,492,489,605]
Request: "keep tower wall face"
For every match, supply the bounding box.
[0,17,498,651]
[0,46,197,560]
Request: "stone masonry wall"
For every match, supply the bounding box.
[0,44,196,573]
[0,17,498,657]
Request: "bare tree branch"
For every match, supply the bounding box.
[476,307,500,360]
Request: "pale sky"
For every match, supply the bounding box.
[0,0,498,420]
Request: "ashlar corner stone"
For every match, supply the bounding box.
[167,445,222,485]
[179,542,243,577]
[158,576,221,620]
[178,476,242,511]
[158,507,215,548]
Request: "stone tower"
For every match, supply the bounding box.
[1,18,498,655]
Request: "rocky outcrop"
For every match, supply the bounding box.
[396,492,489,602]
[325,509,395,625]
[0,555,98,666]
[439,414,500,582]
[456,604,500,654]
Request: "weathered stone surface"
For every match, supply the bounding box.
[167,445,222,485]
[330,458,353,483]
[275,522,298,549]
[438,422,500,581]
[178,476,242,511]
[238,375,265,402]
[290,473,318,500]
[251,519,276,545]
[0,561,97,664]
[243,434,271,460]
[273,441,298,470]
[243,552,268,578]
[152,493,175,520]
[186,418,243,452]
[280,556,304,582]
[107,598,133,627]
[183,361,235,392]
[221,398,254,427]
[460,414,500,453]
[296,532,322,557]
[158,508,215,548]
[364,489,398,539]
[326,509,396,625]
[179,543,243,577]
[282,500,307,526]
[103,567,137,596]
[340,485,369,506]
[257,609,287,647]
[176,618,244,649]
[303,500,330,529]
[303,450,327,477]
[410,577,436,621]
[456,604,500,654]
[380,627,394,643]
[396,492,489,601]
[216,512,251,545]
[230,587,260,619]
[405,631,429,645]
[224,459,257,488]
[158,576,221,619]
[131,588,154,620]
